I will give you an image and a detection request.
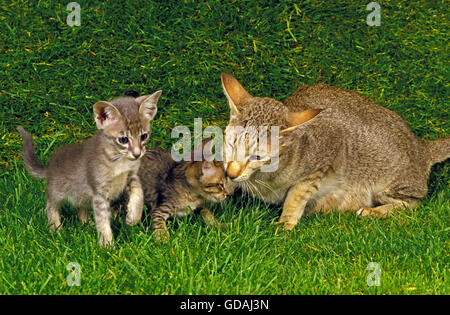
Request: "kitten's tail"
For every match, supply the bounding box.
[425,137,450,166]
[17,127,47,179]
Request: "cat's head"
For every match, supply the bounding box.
[93,90,162,161]
[187,159,229,203]
[221,73,321,182]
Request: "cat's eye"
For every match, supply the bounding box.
[141,133,148,141]
[118,136,129,144]
[204,183,224,192]
[249,154,260,161]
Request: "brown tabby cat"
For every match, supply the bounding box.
[221,73,449,230]
[138,146,229,241]
[18,91,162,247]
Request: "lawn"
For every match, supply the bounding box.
[0,0,448,294]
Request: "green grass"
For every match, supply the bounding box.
[0,0,448,294]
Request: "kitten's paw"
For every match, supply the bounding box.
[48,222,62,233]
[218,222,230,229]
[154,229,169,244]
[356,207,385,219]
[125,213,141,226]
[99,237,115,249]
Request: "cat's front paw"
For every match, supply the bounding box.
[125,202,143,226]
[154,228,169,243]
[125,212,141,226]
[126,186,144,226]
[98,235,115,249]
[273,220,297,231]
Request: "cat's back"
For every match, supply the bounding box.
[139,147,177,208]
[285,83,410,126]
[141,147,175,173]
[284,83,422,148]
[47,140,87,174]
[140,148,175,187]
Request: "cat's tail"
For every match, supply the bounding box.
[425,137,450,166]
[17,127,47,179]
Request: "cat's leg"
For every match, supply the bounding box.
[46,197,62,232]
[356,190,419,219]
[77,208,88,224]
[92,195,114,248]
[276,169,326,230]
[200,208,228,228]
[125,175,144,226]
[152,204,173,243]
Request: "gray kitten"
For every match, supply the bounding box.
[221,73,449,230]
[18,90,162,247]
[138,146,229,241]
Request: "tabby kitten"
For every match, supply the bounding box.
[18,90,162,247]
[138,146,229,241]
[221,73,449,230]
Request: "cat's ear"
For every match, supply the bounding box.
[221,73,251,118]
[201,160,217,179]
[93,101,123,131]
[137,90,162,122]
[279,109,322,146]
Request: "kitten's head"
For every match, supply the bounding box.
[187,160,229,203]
[221,73,321,182]
[93,90,162,161]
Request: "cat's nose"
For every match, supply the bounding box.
[131,148,141,159]
[226,162,241,179]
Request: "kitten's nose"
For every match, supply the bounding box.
[131,148,141,159]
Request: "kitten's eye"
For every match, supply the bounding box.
[141,133,148,141]
[118,136,129,144]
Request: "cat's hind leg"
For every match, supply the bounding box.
[46,197,62,232]
[77,208,95,226]
[77,208,88,224]
[152,204,173,243]
[356,190,419,219]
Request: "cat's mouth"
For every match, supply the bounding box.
[126,152,144,161]
[205,194,227,203]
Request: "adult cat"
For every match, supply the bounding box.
[221,73,449,230]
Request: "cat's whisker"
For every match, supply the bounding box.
[255,179,280,200]
[248,180,263,200]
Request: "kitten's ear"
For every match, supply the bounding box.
[221,73,252,118]
[202,137,215,161]
[201,160,217,179]
[93,101,123,130]
[137,90,162,122]
[279,109,322,146]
